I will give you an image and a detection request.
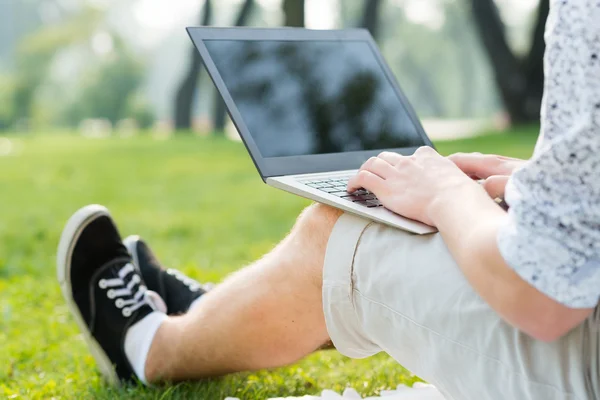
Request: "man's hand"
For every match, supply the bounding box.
[448,153,527,199]
[347,147,482,226]
[448,152,526,178]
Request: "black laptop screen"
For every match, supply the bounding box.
[204,40,427,158]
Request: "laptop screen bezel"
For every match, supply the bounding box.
[187,27,434,181]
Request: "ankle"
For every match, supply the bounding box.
[143,317,177,383]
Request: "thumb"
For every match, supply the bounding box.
[482,175,510,199]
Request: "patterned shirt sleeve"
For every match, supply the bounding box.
[497,0,600,308]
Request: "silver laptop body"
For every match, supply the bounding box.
[188,27,436,235]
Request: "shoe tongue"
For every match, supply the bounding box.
[144,290,167,313]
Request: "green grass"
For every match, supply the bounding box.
[0,127,538,399]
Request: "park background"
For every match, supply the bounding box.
[0,0,543,399]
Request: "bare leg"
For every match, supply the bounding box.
[145,204,343,382]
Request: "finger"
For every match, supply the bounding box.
[377,151,404,165]
[482,175,510,199]
[495,155,526,162]
[347,170,385,193]
[448,153,510,179]
[414,146,437,156]
[359,157,397,180]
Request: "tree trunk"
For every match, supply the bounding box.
[360,0,383,41]
[470,0,549,125]
[522,0,549,119]
[213,0,255,134]
[174,0,212,132]
[283,0,305,27]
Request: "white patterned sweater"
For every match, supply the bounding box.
[497,0,600,308]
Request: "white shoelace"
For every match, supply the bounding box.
[99,263,166,317]
[166,268,212,292]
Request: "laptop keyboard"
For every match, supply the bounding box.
[298,176,383,208]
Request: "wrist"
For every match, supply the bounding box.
[426,181,490,227]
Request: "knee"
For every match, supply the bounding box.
[292,204,342,265]
[286,204,342,285]
[294,204,343,241]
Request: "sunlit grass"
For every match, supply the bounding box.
[0,128,538,399]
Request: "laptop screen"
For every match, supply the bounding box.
[204,40,427,158]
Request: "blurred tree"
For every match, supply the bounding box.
[470,0,549,124]
[361,0,383,41]
[127,95,156,130]
[63,37,153,128]
[366,1,446,117]
[12,8,102,129]
[174,0,213,132]
[283,0,305,27]
[213,0,255,134]
[0,75,16,130]
[0,1,42,71]
[444,1,479,117]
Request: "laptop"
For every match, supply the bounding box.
[188,27,437,235]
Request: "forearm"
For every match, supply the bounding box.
[427,184,589,340]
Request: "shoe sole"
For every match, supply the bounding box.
[56,204,121,386]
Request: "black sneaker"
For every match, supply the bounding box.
[57,205,165,384]
[124,235,211,315]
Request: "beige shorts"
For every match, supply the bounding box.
[322,213,600,400]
